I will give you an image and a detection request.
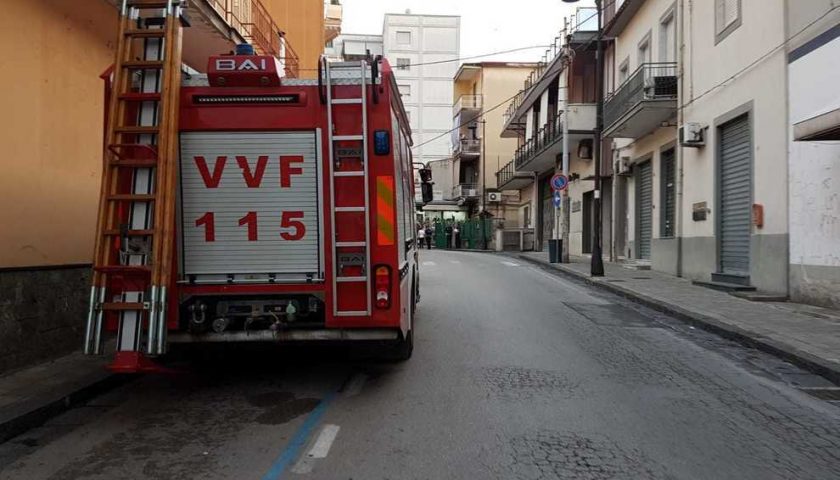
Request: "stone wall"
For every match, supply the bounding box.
[0,266,90,374]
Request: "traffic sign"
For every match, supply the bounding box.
[551,174,569,191]
[553,190,562,208]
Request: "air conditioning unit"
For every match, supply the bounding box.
[679,122,705,147]
[487,191,501,203]
[616,156,632,176]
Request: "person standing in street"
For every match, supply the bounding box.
[453,222,461,249]
[444,221,453,250]
[424,223,433,249]
[418,225,426,250]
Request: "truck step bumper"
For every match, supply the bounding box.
[168,328,399,343]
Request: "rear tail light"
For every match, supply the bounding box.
[374,265,391,309]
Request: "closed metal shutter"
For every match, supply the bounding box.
[179,131,322,282]
[661,149,676,238]
[637,161,653,259]
[719,115,751,276]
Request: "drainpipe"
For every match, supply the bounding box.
[675,0,686,277]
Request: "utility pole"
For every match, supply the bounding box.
[591,0,605,276]
[561,32,572,263]
[480,119,488,250]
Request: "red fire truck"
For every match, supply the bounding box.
[83,2,427,372]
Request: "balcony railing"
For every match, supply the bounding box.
[453,95,483,117]
[208,0,299,77]
[454,138,481,157]
[496,160,517,187]
[514,115,564,170]
[604,62,677,136]
[448,183,480,200]
[502,7,597,128]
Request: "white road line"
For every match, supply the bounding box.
[501,261,520,267]
[343,373,367,397]
[291,424,340,474]
[422,261,437,266]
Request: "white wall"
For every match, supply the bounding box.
[788,35,840,268]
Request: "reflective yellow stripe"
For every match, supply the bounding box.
[376,176,395,246]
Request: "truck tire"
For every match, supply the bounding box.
[389,286,414,361]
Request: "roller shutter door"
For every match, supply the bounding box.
[719,115,751,276]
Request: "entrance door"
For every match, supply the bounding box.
[582,191,593,254]
[719,115,751,276]
[542,195,554,251]
[636,161,653,259]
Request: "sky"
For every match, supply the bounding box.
[340,0,597,63]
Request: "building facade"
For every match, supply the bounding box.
[497,8,599,253]
[383,13,460,167]
[451,62,538,224]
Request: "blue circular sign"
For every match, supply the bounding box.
[551,174,569,191]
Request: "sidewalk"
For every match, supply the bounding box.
[518,251,840,383]
[0,346,120,443]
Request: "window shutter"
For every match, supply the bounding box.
[715,0,726,33]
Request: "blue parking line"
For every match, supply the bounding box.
[261,391,337,480]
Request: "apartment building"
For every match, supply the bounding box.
[449,62,537,223]
[497,8,599,252]
[0,0,335,372]
[787,2,840,308]
[383,13,461,167]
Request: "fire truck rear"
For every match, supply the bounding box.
[83,3,424,372]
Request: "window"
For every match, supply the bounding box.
[396,58,411,71]
[618,58,630,85]
[638,33,651,66]
[715,0,741,44]
[659,8,676,62]
[398,84,411,99]
[396,31,411,45]
[523,205,531,228]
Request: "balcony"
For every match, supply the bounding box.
[207,0,300,77]
[513,104,596,174]
[324,2,343,44]
[453,95,483,119]
[447,184,480,201]
[496,160,534,190]
[453,139,481,158]
[603,63,677,138]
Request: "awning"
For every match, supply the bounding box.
[794,98,840,141]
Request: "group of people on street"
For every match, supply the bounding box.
[417,220,463,250]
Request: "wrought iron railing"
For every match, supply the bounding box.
[502,7,597,128]
[496,160,517,187]
[513,114,565,170]
[207,0,299,77]
[603,62,677,132]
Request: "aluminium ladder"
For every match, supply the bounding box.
[84,0,184,368]
[324,59,374,317]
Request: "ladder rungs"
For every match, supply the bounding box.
[124,29,166,38]
[331,98,364,105]
[334,171,365,177]
[109,158,159,168]
[100,302,148,312]
[333,135,364,141]
[103,229,155,236]
[119,92,162,101]
[336,241,367,247]
[335,206,366,213]
[108,193,156,202]
[336,276,368,283]
[115,125,160,134]
[94,265,152,275]
[122,60,164,69]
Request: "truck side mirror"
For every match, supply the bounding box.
[418,168,432,183]
[421,183,433,204]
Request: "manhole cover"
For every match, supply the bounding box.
[632,276,652,280]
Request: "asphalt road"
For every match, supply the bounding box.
[3,249,840,479]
